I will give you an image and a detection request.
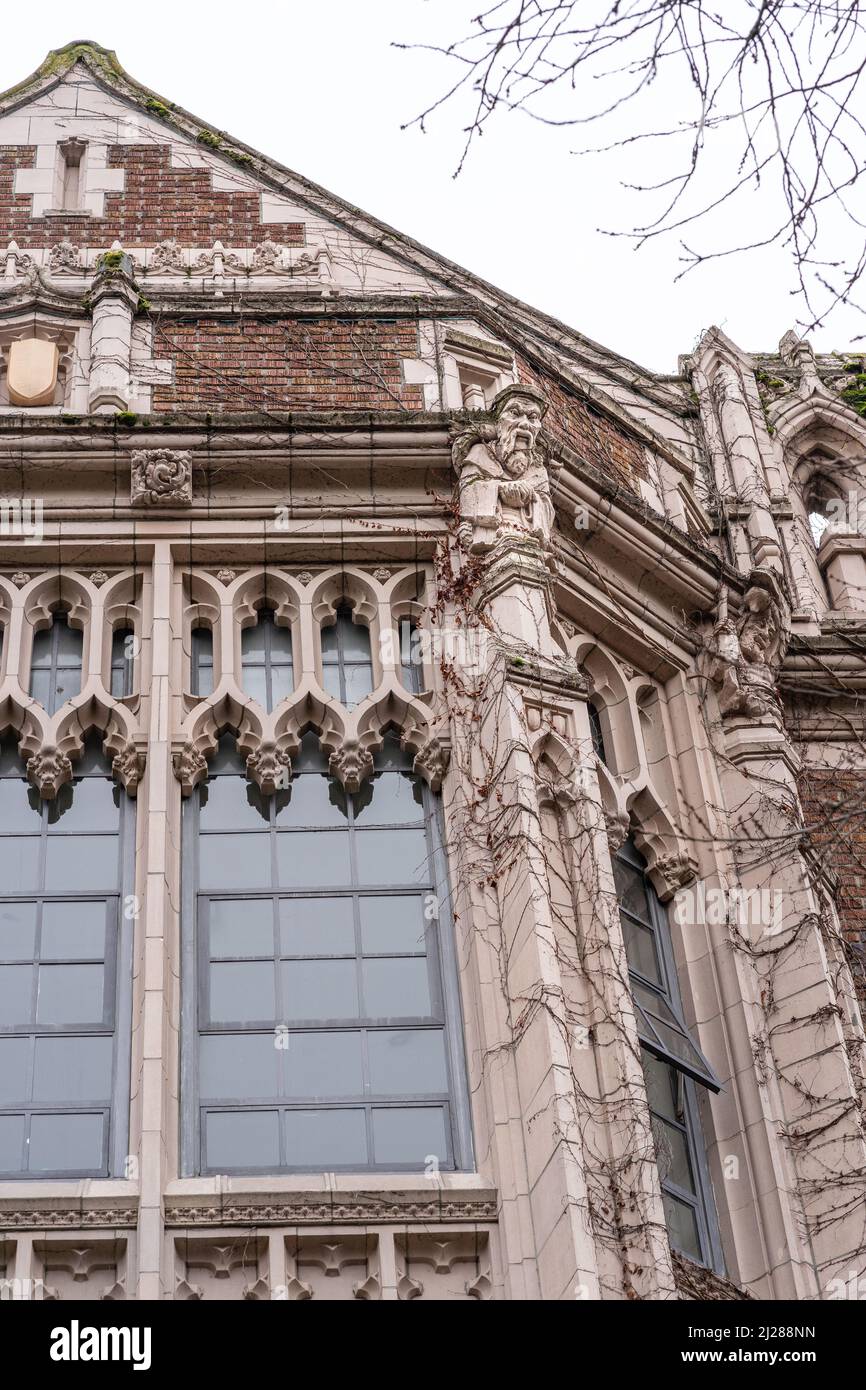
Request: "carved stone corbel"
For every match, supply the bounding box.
[604,809,631,853]
[652,852,698,902]
[111,744,145,796]
[329,741,374,792]
[173,742,209,796]
[708,573,789,722]
[246,743,291,795]
[27,747,73,798]
[411,736,450,792]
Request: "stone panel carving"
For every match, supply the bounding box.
[131,449,193,507]
[32,1240,127,1301]
[173,1237,269,1301]
[394,1231,492,1301]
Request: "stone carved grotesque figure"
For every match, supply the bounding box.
[452,384,555,555]
[710,577,788,720]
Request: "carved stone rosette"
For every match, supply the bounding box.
[131,449,193,507]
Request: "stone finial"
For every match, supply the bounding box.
[131,449,193,506]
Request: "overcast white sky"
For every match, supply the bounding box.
[3,2,863,372]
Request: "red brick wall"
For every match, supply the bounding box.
[517,355,647,489]
[152,317,425,412]
[0,143,304,247]
[799,768,866,1009]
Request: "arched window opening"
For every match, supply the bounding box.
[613,835,723,1270]
[241,608,294,712]
[190,626,214,699]
[321,602,373,709]
[29,612,83,714]
[804,473,845,548]
[0,734,134,1178]
[110,627,135,699]
[183,729,469,1176]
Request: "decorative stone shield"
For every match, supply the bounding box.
[7,338,59,406]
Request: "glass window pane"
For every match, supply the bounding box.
[622,916,662,985]
[209,962,275,1024]
[209,899,274,958]
[54,620,83,662]
[29,1112,104,1173]
[321,665,342,701]
[284,1031,364,1099]
[0,1038,29,1102]
[279,897,354,956]
[354,772,423,825]
[276,831,351,889]
[372,1106,448,1166]
[269,622,293,660]
[199,833,272,890]
[37,964,104,1025]
[204,1109,280,1170]
[281,960,359,1021]
[320,622,340,661]
[41,901,107,960]
[641,1049,679,1123]
[0,777,38,833]
[199,1033,279,1103]
[51,667,81,710]
[0,1114,24,1172]
[355,830,429,887]
[29,669,52,708]
[275,775,348,828]
[614,856,652,922]
[0,901,38,960]
[359,896,427,955]
[343,664,373,708]
[662,1191,702,1261]
[199,776,270,831]
[241,622,268,659]
[338,618,372,661]
[0,965,33,1025]
[47,777,119,833]
[362,959,432,1018]
[29,629,53,667]
[242,666,269,708]
[0,838,41,891]
[367,1029,448,1096]
[270,665,294,707]
[44,836,119,892]
[284,1108,368,1168]
[651,1114,695,1193]
[32,1036,113,1103]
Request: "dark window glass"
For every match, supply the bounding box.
[241,609,293,712]
[187,731,463,1174]
[321,603,373,709]
[0,736,132,1178]
[399,617,423,694]
[110,628,135,698]
[588,701,607,765]
[190,627,214,699]
[615,835,721,1269]
[29,614,83,714]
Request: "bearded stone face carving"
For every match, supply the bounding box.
[452,384,555,555]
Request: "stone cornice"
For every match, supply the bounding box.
[164,1188,498,1227]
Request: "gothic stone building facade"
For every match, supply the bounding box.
[0,41,863,1303]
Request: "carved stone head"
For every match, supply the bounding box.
[491,385,547,478]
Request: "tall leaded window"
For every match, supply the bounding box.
[29,612,83,713]
[110,627,135,699]
[0,737,134,1178]
[190,627,214,699]
[321,603,373,708]
[182,730,470,1175]
[613,835,723,1269]
[241,609,293,712]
